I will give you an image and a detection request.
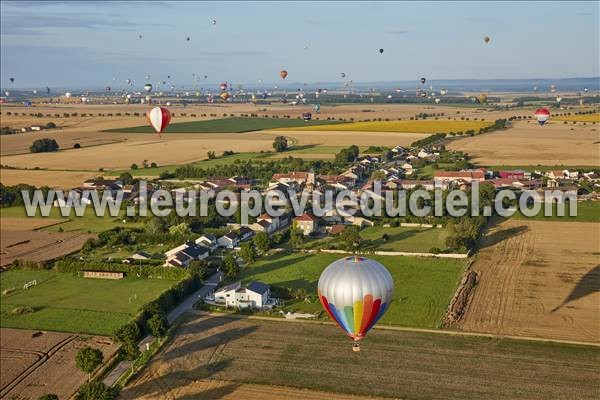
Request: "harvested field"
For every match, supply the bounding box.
[119,314,600,400]
[277,119,494,133]
[447,120,600,166]
[0,168,99,188]
[554,112,600,122]
[0,229,93,267]
[457,219,600,343]
[0,217,62,231]
[1,327,118,400]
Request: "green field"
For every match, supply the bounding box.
[0,206,141,233]
[239,252,465,328]
[0,269,179,335]
[360,225,450,252]
[514,200,600,223]
[104,117,342,134]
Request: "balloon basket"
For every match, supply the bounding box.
[352,342,360,352]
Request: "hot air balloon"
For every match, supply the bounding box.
[555,96,562,103]
[220,92,230,101]
[318,256,394,351]
[302,112,312,121]
[64,92,72,98]
[144,83,153,93]
[341,72,346,78]
[211,19,217,25]
[106,86,111,92]
[534,108,550,126]
[420,77,426,85]
[303,45,308,50]
[33,89,37,94]
[549,84,556,93]
[4,91,10,97]
[476,94,488,104]
[379,48,384,54]
[313,103,321,113]
[440,88,447,96]
[220,82,228,91]
[435,98,441,104]
[484,36,490,43]
[126,79,132,85]
[280,70,288,80]
[46,87,51,95]
[147,107,171,137]
[139,34,143,39]
[186,37,190,41]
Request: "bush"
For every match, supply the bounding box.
[75,381,115,400]
[45,122,57,129]
[38,395,59,400]
[30,138,59,153]
[11,306,35,315]
[73,143,81,149]
[429,247,441,254]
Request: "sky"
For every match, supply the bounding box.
[1,1,599,88]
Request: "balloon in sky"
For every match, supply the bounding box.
[318,256,394,351]
[534,108,550,126]
[106,86,111,92]
[9,77,14,83]
[220,82,228,91]
[33,89,37,94]
[303,45,308,50]
[147,107,171,137]
[313,103,321,113]
[211,19,217,25]
[379,48,384,54]
[126,79,132,85]
[440,88,447,96]
[220,92,230,101]
[435,98,441,104]
[46,87,51,95]
[484,36,490,43]
[186,37,190,41]
[64,92,72,98]
[555,96,562,103]
[420,77,426,84]
[280,70,288,80]
[549,84,556,93]
[144,83,153,93]
[341,72,346,78]
[476,94,488,104]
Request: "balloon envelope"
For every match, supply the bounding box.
[280,70,288,79]
[143,83,153,92]
[534,108,550,126]
[147,107,171,135]
[318,256,394,345]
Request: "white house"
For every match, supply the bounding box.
[195,234,217,252]
[164,241,209,267]
[213,281,272,309]
[217,231,240,248]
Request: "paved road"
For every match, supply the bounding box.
[103,271,224,387]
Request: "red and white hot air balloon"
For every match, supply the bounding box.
[534,108,550,126]
[147,107,171,137]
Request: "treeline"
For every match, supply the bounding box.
[0,183,50,207]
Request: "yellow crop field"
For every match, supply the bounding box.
[554,113,600,122]
[276,119,494,133]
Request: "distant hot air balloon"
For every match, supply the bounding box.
[484,36,490,43]
[476,94,488,104]
[318,256,394,351]
[420,77,426,85]
[534,108,550,126]
[126,79,132,85]
[186,37,190,41]
[9,77,15,83]
[147,107,171,137]
[303,45,308,50]
[280,70,288,80]
[555,96,562,103]
[64,92,72,98]
[435,98,441,104]
[313,103,321,113]
[302,112,312,121]
[139,34,143,39]
[106,86,111,92]
[220,92,230,101]
[379,48,384,54]
[33,89,37,94]
[341,72,346,78]
[220,82,228,91]
[211,19,217,25]
[549,84,556,93]
[440,88,447,96]
[46,87,51,95]
[144,83,153,93]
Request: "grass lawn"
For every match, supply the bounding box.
[0,206,141,233]
[0,269,179,335]
[239,252,465,328]
[104,117,342,134]
[360,225,450,252]
[277,119,493,133]
[513,200,600,223]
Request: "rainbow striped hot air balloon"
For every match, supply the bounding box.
[318,256,394,351]
[534,108,550,126]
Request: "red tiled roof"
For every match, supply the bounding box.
[434,171,485,179]
[295,213,317,222]
[272,172,310,180]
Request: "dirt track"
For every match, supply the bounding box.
[457,219,600,343]
[119,314,600,400]
[0,328,118,399]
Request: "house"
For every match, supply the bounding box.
[417,149,433,159]
[238,226,255,242]
[195,233,217,252]
[398,179,438,191]
[217,231,240,248]
[257,213,279,230]
[546,170,566,180]
[498,170,529,180]
[82,179,120,191]
[401,163,414,175]
[294,213,318,236]
[251,219,274,234]
[272,171,313,185]
[433,170,485,184]
[213,281,272,309]
[165,241,209,267]
[328,224,347,235]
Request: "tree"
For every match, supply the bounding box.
[75,346,103,381]
[207,150,216,159]
[339,225,362,253]
[118,172,134,185]
[371,170,386,181]
[113,323,140,360]
[73,143,81,149]
[253,232,270,254]
[30,138,59,153]
[290,226,304,249]
[130,163,138,170]
[145,217,166,235]
[188,260,208,280]
[239,242,257,264]
[75,381,115,400]
[150,162,158,168]
[45,122,57,129]
[168,222,190,236]
[272,136,288,152]
[223,254,239,278]
[147,313,168,338]
[38,395,59,400]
